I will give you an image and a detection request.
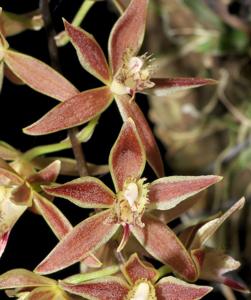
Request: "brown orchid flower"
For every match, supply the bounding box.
[35,119,221,282]
[60,253,212,300]
[0,154,101,268]
[0,158,61,258]
[178,197,249,294]
[23,0,216,177]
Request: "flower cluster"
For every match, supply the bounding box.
[0,1,249,300]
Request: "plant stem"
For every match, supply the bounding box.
[40,0,89,177]
[68,127,89,176]
[64,265,120,284]
[72,0,95,27]
[157,265,172,278]
[55,0,96,47]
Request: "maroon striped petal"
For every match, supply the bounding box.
[121,253,159,284]
[109,118,145,191]
[64,20,111,84]
[43,177,115,208]
[4,50,78,102]
[146,78,217,97]
[28,160,61,184]
[35,210,120,274]
[116,95,164,177]
[0,269,56,289]
[108,0,148,74]
[33,194,73,240]
[155,276,212,300]
[148,176,222,210]
[23,86,113,136]
[131,214,198,282]
[59,277,129,300]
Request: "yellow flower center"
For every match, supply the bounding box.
[127,280,157,300]
[113,178,149,227]
[110,50,155,96]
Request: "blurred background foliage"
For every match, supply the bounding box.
[144,0,251,298]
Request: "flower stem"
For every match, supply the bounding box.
[40,0,90,176]
[22,118,98,162]
[64,265,120,284]
[55,0,96,47]
[157,265,172,278]
[72,0,96,27]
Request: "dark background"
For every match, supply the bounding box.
[0,1,247,299]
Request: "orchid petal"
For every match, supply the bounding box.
[4,50,78,102]
[0,60,4,92]
[82,254,102,269]
[26,287,68,300]
[131,214,198,282]
[0,230,10,258]
[59,276,129,300]
[0,188,27,238]
[33,194,73,240]
[4,64,24,85]
[153,194,202,224]
[10,181,32,206]
[146,78,217,97]
[109,0,148,74]
[64,20,111,84]
[155,276,212,300]
[109,118,145,191]
[117,223,131,252]
[0,141,20,161]
[192,248,249,293]
[28,160,61,184]
[121,253,159,284]
[0,269,56,289]
[190,197,245,250]
[0,167,22,185]
[33,193,101,269]
[148,176,222,210]
[43,177,115,209]
[116,95,164,177]
[23,86,113,136]
[35,210,119,274]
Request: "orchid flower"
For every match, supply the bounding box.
[178,197,249,293]
[60,253,212,300]
[0,158,61,258]
[23,0,216,177]
[0,151,101,268]
[35,119,221,282]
